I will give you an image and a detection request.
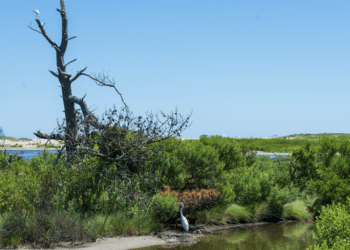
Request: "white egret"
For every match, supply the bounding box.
[33,10,39,19]
[179,202,189,232]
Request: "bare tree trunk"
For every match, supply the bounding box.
[28,0,128,165]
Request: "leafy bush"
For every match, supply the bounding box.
[147,138,227,192]
[307,196,350,250]
[308,239,350,250]
[309,169,350,213]
[0,155,43,216]
[174,139,226,191]
[215,171,236,205]
[230,157,296,207]
[198,135,246,171]
[150,192,179,224]
[291,141,318,191]
[142,137,189,191]
[316,135,340,169]
[307,136,350,206]
[266,184,299,216]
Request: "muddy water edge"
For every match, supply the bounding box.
[136,220,315,250]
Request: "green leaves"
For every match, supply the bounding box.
[291,141,318,190]
[150,193,178,223]
[307,196,350,250]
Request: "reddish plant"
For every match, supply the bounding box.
[159,185,220,216]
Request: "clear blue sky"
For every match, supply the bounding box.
[1,0,349,140]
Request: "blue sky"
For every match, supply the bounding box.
[1,0,349,140]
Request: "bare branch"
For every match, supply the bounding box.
[26,24,42,34]
[70,67,88,83]
[67,36,77,41]
[57,67,72,78]
[65,58,77,68]
[81,72,128,108]
[49,70,59,78]
[27,18,60,52]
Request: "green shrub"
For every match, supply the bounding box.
[308,239,350,250]
[150,192,179,223]
[316,135,340,169]
[309,167,350,207]
[215,171,236,205]
[174,139,226,191]
[0,156,42,216]
[147,138,228,192]
[198,135,246,171]
[230,157,298,207]
[291,141,318,190]
[143,137,189,191]
[307,196,350,250]
[266,184,299,216]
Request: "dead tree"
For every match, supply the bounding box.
[26,0,193,169]
[27,0,144,163]
[24,0,194,219]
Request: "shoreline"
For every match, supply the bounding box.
[0,138,85,151]
[11,220,314,250]
[12,235,169,250]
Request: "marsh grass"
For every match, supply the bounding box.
[230,133,350,154]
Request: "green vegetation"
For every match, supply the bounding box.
[0,133,349,249]
[306,197,350,250]
[228,133,350,154]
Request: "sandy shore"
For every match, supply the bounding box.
[12,235,168,250]
[0,139,79,150]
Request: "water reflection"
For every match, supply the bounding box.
[140,221,315,250]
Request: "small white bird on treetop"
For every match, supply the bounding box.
[33,10,39,19]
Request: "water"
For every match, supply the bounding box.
[0,149,289,162]
[0,149,70,162]
[140,221,316,250]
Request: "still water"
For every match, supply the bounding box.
[140,221,316,250]
[0,149,66,162]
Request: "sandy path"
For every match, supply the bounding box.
[12,235,168,250]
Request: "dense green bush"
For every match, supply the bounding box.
[316,136,340,169]
[309,168,350,208]
[142,137,189,191]
[0,161,41,216]
[198,135,246,171]
[308,240,350,250]
[214,171,236,205]
[290,141,318,191]
[0,150,68,216]
[231,156,297,207]
[307,196,350,250]
[145,137,228,192]
[150,192,179,224]
[233,167,264,206]
[173,139,226,191]
[266,183,299,216]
